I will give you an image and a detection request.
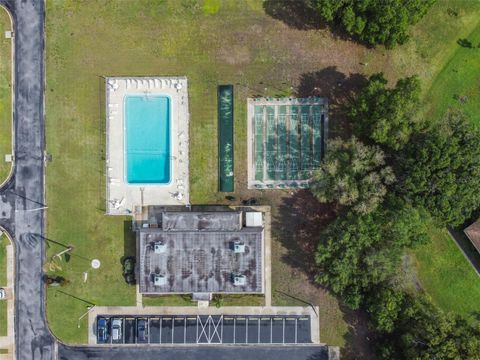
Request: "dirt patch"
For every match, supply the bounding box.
[218,45,252,65]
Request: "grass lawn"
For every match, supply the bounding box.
[0,234,8,336]
[45,0,480,347]
[143,295,195,307]
[212,294,265,307]
[412,225,480,317]
[409,6,480,320]
[423,24,480,125]
[0,6,12,183]
[363,0,480,91]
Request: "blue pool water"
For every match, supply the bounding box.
[125,95,171,184]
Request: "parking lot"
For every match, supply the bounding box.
[96,315,312,345]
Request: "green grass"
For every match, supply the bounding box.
[0,234,7,286]
[423,24,480,125]
[45,0,480,346]
[0,300,6,336]
[408,5,480,319]
[0,6,12,183]
[412,225,480,317]
[143,295,195,307]
[0,234,8,336]
[212,294,265,307]
[364,0,480,90]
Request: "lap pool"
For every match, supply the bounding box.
[125,95,171,184]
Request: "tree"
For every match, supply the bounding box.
[366,286,407,333]
[309,0,436,48]
[314,201,427,308]
[310,136,395,215]
[374,293,480,359]
[350,73,421,150]
[399,111,480,225]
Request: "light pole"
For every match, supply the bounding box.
[77,305,96,328]
[15,206,48,212]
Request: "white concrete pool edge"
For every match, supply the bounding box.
[105,77,190,215]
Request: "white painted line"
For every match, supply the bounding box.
[159,317,162,344]
[295,318,298,344]
[183,317,186,344]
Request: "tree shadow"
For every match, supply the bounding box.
[273,190,336,275]
[262,0,327,31]
[296,67,368,138]
[263,0,372,47]
[274,190,376,358]
[339,304,377,360]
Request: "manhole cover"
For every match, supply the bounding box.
[91,259,101,269]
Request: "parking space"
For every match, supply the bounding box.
[96,315,312,345]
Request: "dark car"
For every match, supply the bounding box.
[97,318,109,343]
[137,318,148,343]
[122,257,136,285]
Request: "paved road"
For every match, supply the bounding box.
[0,0,55,359]
[59,345,330,360]
[0,1,330,359]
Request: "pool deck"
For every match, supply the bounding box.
[106,77,190,215]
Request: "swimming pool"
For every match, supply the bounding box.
[125,95,171,184]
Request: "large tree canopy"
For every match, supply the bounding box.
[350,73,421,150]
[310,136,395,215]
[399,112,480,225]
[309,0,435,48]
[315,201,427,308]
[371,292,480,360]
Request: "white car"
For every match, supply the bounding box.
[111,318,123,342]
[0,288,5,300]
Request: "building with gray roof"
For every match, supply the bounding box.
[137,211,264,294]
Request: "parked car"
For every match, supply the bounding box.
[122,257,136,285]
[97,318,109,343]
[0,288,5,300]
[137,318,148,343]
[111,318,123,342]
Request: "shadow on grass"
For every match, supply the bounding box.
[262,0,327,31]
[273,189,335,276]
[339,304,376,360]
[273,189,375,358]
[296,66,368,138]
[263,0,374,48]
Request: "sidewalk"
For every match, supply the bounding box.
[0,240,15,360]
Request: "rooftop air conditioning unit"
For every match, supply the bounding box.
[154,241,166,254]
[233,241,245,253]
[233,274,246,286]
[153,273,166,286]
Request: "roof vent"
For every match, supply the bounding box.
[233,274,246,286]
[154,241,166,254]
[233,241,245,253]
[152,273,166,286]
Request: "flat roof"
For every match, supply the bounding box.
[162,211,242,231]
[138,227,263,294]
